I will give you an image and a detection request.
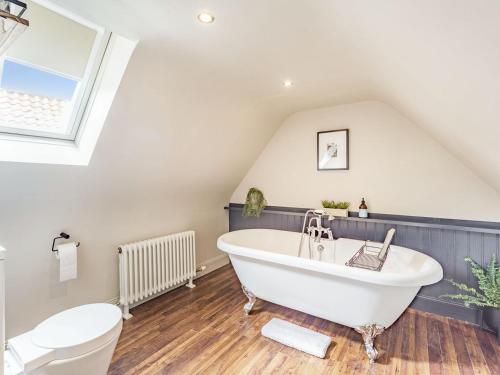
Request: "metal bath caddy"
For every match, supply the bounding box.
[346,228,396,272]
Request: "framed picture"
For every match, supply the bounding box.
[317,129,349,170]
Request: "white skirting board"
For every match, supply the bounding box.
[107,253,229,308]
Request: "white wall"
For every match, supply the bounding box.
[232,101,500,222]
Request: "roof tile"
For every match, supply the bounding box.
[0,89,70,134]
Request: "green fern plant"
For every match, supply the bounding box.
[441,255,500,308]
[242,187,267,217]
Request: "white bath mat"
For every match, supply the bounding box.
[261,318,332,358]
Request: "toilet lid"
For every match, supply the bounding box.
[31,303,123,360]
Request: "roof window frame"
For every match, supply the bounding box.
[0,0,110,141]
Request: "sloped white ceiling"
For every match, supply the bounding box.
[52,0,500,192]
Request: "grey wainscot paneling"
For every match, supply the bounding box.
[226,204,500,330]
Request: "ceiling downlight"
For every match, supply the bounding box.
[197,12,215,24]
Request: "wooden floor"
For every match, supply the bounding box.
[109,265,500,375]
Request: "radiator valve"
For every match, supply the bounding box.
[196,265,207,273]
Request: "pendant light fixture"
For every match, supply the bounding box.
[0,0,29,56]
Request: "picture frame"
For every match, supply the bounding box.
[317,129,349,170]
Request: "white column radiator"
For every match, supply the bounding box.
[118,230,196,319]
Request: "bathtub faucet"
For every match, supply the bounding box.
[307,216,333,243]
[298,209,334,259]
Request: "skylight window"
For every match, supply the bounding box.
[0,0,108,140]
[0,0,137,166]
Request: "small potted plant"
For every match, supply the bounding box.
[442,255,499,341]
[321,200,350,218]
[242,187,267,217]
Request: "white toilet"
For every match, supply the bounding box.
[4,303,122,375]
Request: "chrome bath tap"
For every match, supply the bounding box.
[307,215,334,242]
[298,209,335,260]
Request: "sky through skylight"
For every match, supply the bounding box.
[0,59,78,100]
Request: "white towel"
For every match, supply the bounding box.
[261,318,332,358]
[56,242,78,282]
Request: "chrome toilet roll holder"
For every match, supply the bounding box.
[52,232,80,252]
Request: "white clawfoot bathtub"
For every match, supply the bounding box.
[217,229,443,362]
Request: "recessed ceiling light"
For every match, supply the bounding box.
[283,80,294,88]
[197,12,215,24]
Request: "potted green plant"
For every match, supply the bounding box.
[321,200,350,218]
[442,255,499,340]
[242,187,267,217]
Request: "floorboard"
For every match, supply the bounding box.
[109,264,499,375]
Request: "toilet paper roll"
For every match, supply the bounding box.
[56,242,78,282]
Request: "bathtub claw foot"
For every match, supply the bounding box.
[355,324,385,363]
[241,285,256,315]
